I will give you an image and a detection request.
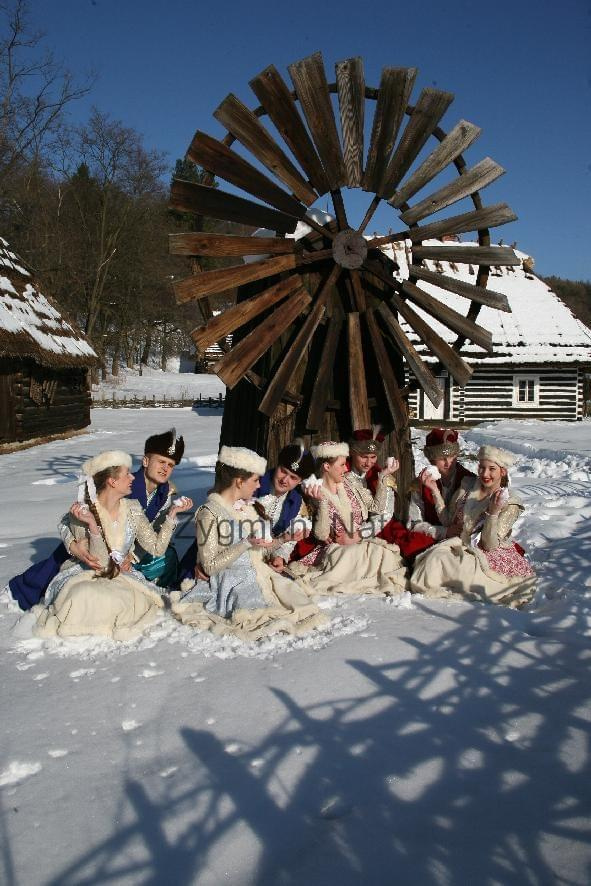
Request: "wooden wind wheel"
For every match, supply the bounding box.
[169,52,519,442]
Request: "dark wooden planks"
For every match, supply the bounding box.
[191,277,300,351]
[379,88,454,198]
[169,232,297,257]
[400,157,505,225]
[407,202,518,242]
[306,307,343,431]
[401,280,493,351]
[390,120,481,208]
[365,308,412,422]
[375,303,443,407]
[249,64,329,195]
[363,67,417,193]
[348,312,371,429]
[335,57,365,188]
[214,94,317,205]
[408,265,511,311]
[288,52,347,191]
[187,130,307,218]
[258,266,340,417]
[412,244,520,266]
[215,288,311,388]
[170,179,299,235]
[173,255,298,304]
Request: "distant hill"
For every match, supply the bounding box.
[544,276,591,331]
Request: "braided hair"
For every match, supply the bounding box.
[86,466,123,580]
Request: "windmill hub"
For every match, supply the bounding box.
[332,229,368,270]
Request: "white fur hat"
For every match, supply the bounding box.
[82,450,132,477]
[311,441,349,460]
[218,445,267,476]
[477,445,515,469]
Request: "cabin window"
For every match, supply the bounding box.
[513,375,539,407]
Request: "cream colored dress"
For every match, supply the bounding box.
[410,477,536,607]
[170,494,326,641]
[34,500,175,641]
[289,477,408,596]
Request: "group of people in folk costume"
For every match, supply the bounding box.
[4,426,536,642]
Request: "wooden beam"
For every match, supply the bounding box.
[375,303,443,407]
[401,280,493,351]
[348,312,371,429]
[214,93,318,205]
[363,67,416,193]
[335,56,365,188]
[214,288,311,388]
[306,308,343,431]
[169,232,297,258]
[390,119,481,208]
[170,179,298,235]
[173,254,298,304]
[411,244,520,266]
[365,308,412,422]
[408,265,511,311]
[408,202,517,242]
[400,158,505,225]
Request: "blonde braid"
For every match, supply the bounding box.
[85,490,120,580]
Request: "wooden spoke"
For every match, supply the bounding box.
[335,57,365,188]
[169,232,298,258]
[214,287,311,388]
[214,94,317,206]
[306,307,343,431]
[400,158,505,225]
[375,303,443,407]
[187,131,307,218]
[379,88,454,198]
[259,266,341,417]
[288,52,347,191]
[365,308,414,422]
[358,195,382,235]
[191,277,301,352]
[390,120,481,208]
[331,188,349,231]
[249,65,330,195]
[349,268,367,312]
[348,312,371,429]
[364,261,473,385]
[408,265,511,311]
[363,67,417,194]
[173,255,298,304]
[412,244,520,266]
[170,179,299,235]
[303,213,336,241]
[408,202,518,242]
[401,280,493,351]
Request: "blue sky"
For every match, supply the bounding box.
[33,0,590,279]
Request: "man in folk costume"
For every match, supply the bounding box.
[131,429,185,586]
[345,427,436,560]
[178,441,316,584]
[408,428,475,541]
[5,429,185,609]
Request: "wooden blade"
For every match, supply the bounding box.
[400,158,505,225]
[363,261,473,385]
[390,120,481,208]
[364,308,408,423]
[412,245,520,266]
[335,56,365,187]
[375,303,443,407]
[408,202,518,242]
[362,67,417,193]
[214,94,317,206]
[249,64,330,195]
[349,268,367,311]
[379,88,454,198]
[170,179,299,235]
[401,280,493,351]
[214,287,311,388]
[173,255,298,304]
[191,277,300,352]
[169,232,297,258]
[408,265,511,311]
[288,52,347,191]
[306,306,343,431]
[187,131,307,218]
[259,266,340,417]
[348,312,371,429]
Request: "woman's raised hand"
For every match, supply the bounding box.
[419,468,439,493]
[487,489,507,515]
[70,502,98,532]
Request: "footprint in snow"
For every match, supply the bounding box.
[47,749,68,758]
[122,720,141,732]
[0,761,42,787]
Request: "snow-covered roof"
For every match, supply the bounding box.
[0,237,97,368]
[382,238,591,365]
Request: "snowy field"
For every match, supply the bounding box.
[92,368,226,402]
[1,408,591,885]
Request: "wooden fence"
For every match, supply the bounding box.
[92,392,225,409]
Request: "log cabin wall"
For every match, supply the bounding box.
[0,359,16,443]
[15,360,90,443]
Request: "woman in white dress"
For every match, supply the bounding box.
[171,446,326,640]
[34,451,192,641]
[410,445,536,607]
[289,441,408,596]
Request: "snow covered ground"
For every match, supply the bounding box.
[92,368,226,402]
[1,409,591,885]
